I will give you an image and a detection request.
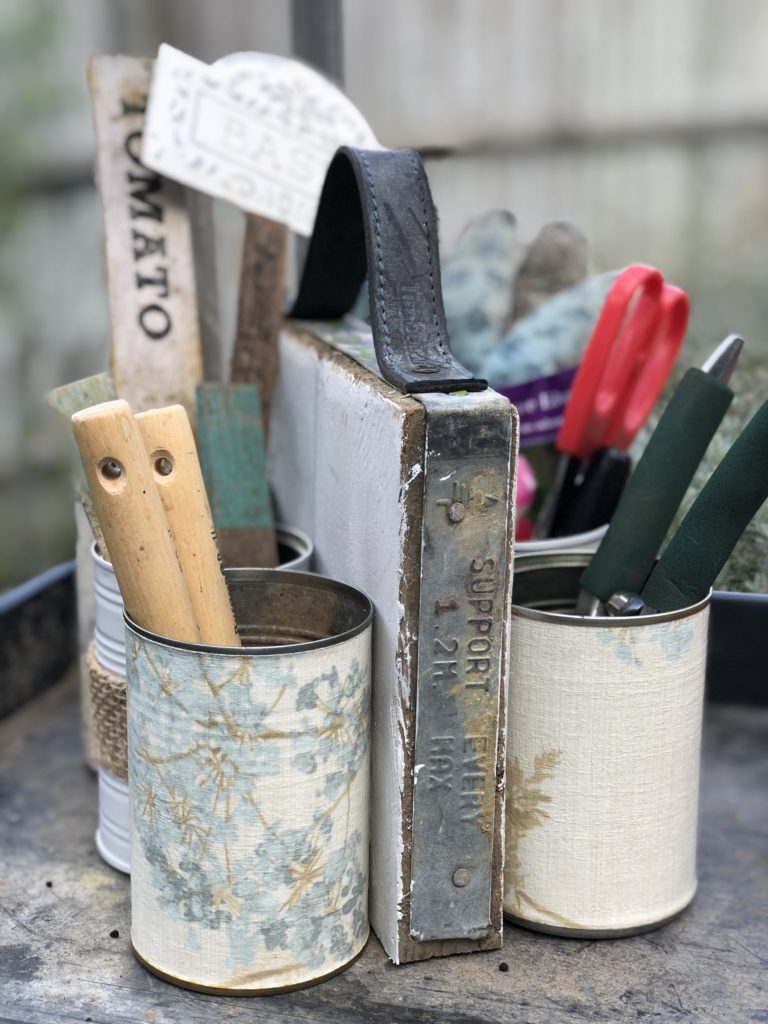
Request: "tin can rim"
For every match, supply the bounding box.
[511,548,711,626]
[92,523,314,569]
[512,590,711,627]
[124,569,374,654]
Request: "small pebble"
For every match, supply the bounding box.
[45,881,53,888]
[499,961,509,973]
[110,929,119,939]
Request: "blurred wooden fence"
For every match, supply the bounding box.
[2,0,768,584]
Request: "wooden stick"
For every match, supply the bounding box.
[71,400,201,644]
[231,213,288,438]
[136,406,240,646]
[196,384,279,569]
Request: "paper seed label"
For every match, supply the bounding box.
[141,45,379,236]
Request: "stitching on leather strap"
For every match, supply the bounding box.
[408,150,447,358]
[359,151,392,361]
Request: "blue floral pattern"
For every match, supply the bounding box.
[126,630,370,990]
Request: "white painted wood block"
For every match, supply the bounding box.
[268,326,515,963]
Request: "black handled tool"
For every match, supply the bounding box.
[577,335,743,615]
[640,397,768,612]
[549,446,631,536]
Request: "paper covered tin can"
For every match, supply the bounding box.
[126,568,372,993]
[504,551,709,937]
[90,527,314,878]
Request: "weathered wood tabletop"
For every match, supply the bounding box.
[1,670,766,1024]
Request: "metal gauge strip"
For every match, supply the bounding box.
[409,391,514,942]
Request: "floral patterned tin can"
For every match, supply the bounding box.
[504,552,709,937]
[126,569,373,993]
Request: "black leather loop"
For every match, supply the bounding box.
[291,146,486,394]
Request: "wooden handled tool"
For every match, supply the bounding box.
[71,399,201,643]
[136,406,240,646]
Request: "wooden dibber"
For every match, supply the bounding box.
[136,406,240,646]
[71,400,200,644]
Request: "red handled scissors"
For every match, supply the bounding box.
[538,264,689,536]
[557,264,689,461]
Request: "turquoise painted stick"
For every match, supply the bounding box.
[196,383,278,568]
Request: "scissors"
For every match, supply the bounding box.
[538,264,689,537]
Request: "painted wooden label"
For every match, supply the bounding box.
[141,45,378,236]
[88,56,203,423]
[231,214,288,437]
[196,384,278,569]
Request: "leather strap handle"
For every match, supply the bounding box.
[291,146,486,394]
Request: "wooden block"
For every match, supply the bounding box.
[48,372,117,417]
[136,406,240,647]
[268,325,516,964]
[231,214,288,439]
[71,400,200,644]
[48,372,118,560]
[87,56,203,425]
[196,384,278,569]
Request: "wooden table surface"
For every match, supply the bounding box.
[1,670,766,1024]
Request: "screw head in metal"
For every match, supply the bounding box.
[447,501,466,523]
[606,591,648,617]
[452,867,471,888]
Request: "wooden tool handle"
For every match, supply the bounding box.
[71,399,201,643]
[136,406,240,646]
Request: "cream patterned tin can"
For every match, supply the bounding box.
[504,552,709,937]
[126,569,372,993]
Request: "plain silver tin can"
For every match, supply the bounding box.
[504,551,709,938]
[126,569,373,994]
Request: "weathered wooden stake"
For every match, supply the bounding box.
[87,56,203,426]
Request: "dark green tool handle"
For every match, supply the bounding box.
[580,368,733,601]
[641,399,768,612]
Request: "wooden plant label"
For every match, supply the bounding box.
[141,45,378,236]
[231,213,288,435]
[88,56,203,423]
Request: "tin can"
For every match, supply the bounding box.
[90,527,315,877]
[126,569,373,994]
[515,523,607,556]
[504,551,709,937]
[95,768,131,874]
